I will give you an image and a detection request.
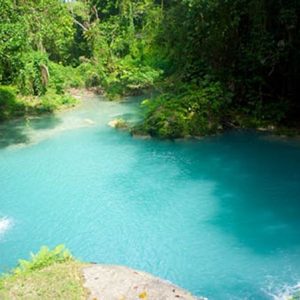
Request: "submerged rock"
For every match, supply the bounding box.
[108,118,128,129]
[83,118,96,125]
[83,265,205,300]
[131,133,152,139]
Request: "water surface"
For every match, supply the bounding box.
[1,96,300,299]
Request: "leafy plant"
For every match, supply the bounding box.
[37,92,77,113]
[16,51,49,96]
[0,245,86,300]
[134,80,232,138]
[12,245,73,275]
[0,85,25,120]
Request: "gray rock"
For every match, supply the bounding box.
[82,264,206,300]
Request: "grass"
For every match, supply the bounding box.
[0,246,88,300]
[0,261,87,300]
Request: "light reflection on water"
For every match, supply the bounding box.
[0,217,13,237]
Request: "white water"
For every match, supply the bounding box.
[0,217,13,238]
[268,282,300,300]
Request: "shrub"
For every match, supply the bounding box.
[16,51,49,96]
[0,85,16,106]
[77,62,103,88]
[48,63,66,94]
[37,92,77,113]
[102,58,162,99]
[134,80,232,138]
[12,245,73,275]
[0,85,25,120]
[48,62,85,93]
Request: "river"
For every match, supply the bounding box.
[1,96,300,299]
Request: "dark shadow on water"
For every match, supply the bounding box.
[185,131,300,254]
[0,114,62,149]
[0,123,30,148]
[29,114,62,130]
[123,130,300,255]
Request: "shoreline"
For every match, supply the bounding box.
[83,264,205,300]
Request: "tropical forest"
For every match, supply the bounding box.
[0,0,300,299]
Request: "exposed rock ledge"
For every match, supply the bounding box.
[83,265,205,300]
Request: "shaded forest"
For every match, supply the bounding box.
[1,0,299,138]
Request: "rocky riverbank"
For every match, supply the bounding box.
[83,264,204,300]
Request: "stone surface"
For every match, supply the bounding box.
[108,119,119,128]
[82,264,204,300]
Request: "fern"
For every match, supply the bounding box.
[13,245,73,275]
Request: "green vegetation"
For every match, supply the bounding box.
[292,292,300,300]
[1,0,299,137]
[0,0,78,121]
[133,80,232,138]
[0,86,23,120]
[0,85,77,122]
[131,0,300,138]
[0,245,87,299]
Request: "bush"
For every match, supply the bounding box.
[77,62,103,88]
[48,63,66,94]
[134,80,232,138]
[63,58,162,99]
[12,245,73,275]
[0,85,16,107]
[0,85,77,121]
[0,85,25,120]
[48,62,85,93]
[16,51,49,96]
[102,58,162,99]
[37,92,77,113]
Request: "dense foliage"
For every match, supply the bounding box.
[154,0,300,135]
[0,0,78,119]
[0,0,299,136]
[133,80,232,138]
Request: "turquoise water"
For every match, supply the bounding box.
[1,97,300,299]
